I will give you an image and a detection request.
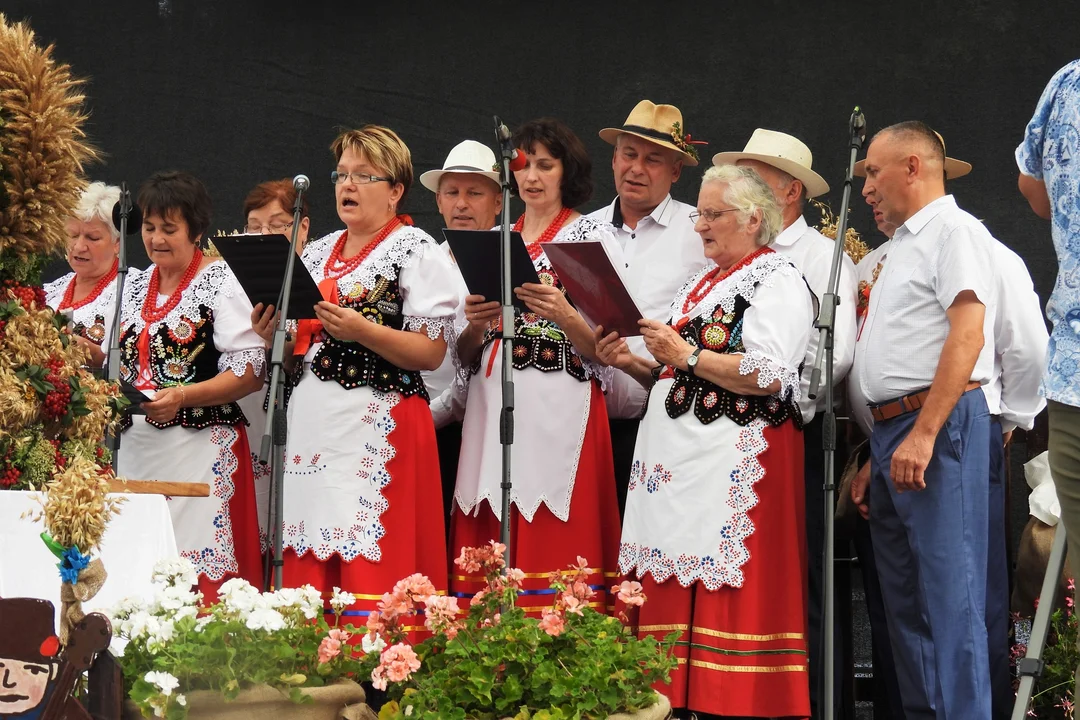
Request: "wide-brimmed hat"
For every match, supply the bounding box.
[598,100,705,166]
[0,598,60,663]
[853,131,971,180]
[711,129,830,197]
[419,140,501,193]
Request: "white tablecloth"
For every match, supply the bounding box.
[0,491,178,627]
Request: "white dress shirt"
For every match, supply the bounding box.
[853,195,998,406]
[848,243,890,437]
[423,241,470,429]
[983,241,1048,432]
[586,195,708,418]
[771,216,858,424]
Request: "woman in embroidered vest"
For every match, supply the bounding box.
[597,164,814,719]
[116,171,267,600]
[239,179,312,554]
[45,182,136,369]
[452,118,621,615]
[275,126,459,618]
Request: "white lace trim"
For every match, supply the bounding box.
[219,349,266,379]
[301,225,432,293]
[120,260,236,336]
[670,251,798,325]
[44,271,121,341]
[739,349,801,402]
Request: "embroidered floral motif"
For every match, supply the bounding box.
[619,419,769,590]
[282,391,398,563]
[177,425,243,581]
[44,272,122,347]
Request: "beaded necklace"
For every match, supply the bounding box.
[59,259,117,310]
[324,216,403,281]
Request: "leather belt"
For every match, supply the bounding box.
[869,381,981,423]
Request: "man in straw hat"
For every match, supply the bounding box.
[851,135,1045,720]
[713,128,858,718]
[851,120,1000,717]
[587,100,708,516]
[418,139,500,529]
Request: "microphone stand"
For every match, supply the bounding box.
[260,176,309,591]
[808,106,865,720]
[494,116,516,569]
[106,182,136,463]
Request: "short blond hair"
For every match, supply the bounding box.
[330,125,414,210]
[701,164,783,247]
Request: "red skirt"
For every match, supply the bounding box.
[635,421,809,718]
[283,394,448,636]
[197,424,263,602]
[450,381,621,615]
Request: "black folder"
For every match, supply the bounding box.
[212,234,322,319]
[119,379,152,414]
[441,229,540,312]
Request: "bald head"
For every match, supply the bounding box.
[861,120,948,226]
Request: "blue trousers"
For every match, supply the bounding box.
[987,417,1010,720]
[869,388,991,719]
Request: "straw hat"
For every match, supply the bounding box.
[711,129,830,197]
[599,100,705,166]
[419,140,501,193]
[853,131,971,180]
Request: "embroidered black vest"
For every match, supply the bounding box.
[466,245,589,383]
[118,303,247,430]
[663,294,802,428]
[308,273,429,400]
[73,314,108,345]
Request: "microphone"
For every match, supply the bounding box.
[493,116,527,172]
[111,182,142,234]
[850,106,867,149]
[293,174,310,193]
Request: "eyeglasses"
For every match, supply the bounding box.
[330,170,393,185]
[244,221,294,234]
[689,208,739,223]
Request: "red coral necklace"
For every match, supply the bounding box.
[59,259,118,310]
[325,216,403,280]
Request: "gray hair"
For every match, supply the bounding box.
[700,164,783,246]
[73,182,122,241]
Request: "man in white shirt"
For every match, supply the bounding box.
[713,128,857,719]
[850,146,1046,720]
[852,121,998,718]
[418,139,501,533]
[587,100,708,516]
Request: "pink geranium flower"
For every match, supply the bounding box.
[317,628,350,664]
[539,609,565,636]
[371,643,422,690]
[612,580,647,607]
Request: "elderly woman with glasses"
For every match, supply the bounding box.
[597,164,814,719]
[45,182,137,368]
[271,126,460,621]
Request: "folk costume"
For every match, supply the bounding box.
[44,261,132,356]
[280,219,460,620]
[620,246,813,718]
[452,214,621,616]
[116,254,266,599]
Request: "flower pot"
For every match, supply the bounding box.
[123,679,375,720]
[486,692,672,720]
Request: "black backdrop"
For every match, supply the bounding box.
[4,0,1078,302]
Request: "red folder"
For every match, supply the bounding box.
[542,240,645,337]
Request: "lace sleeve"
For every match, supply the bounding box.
[219,348,267,379]
[738,350,801,401]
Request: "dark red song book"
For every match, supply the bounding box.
[542,241,645,337]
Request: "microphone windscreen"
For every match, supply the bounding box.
[509,150,528,173]
[111,201,143,234]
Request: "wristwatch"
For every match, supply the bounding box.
[686,347,703,377]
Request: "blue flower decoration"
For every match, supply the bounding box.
[58,545,91,584]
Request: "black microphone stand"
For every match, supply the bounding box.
[807,106,865,720]
[106,182,137,462]
[261,175,309,591]
[494,116,517,569]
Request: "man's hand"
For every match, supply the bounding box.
[890,427,934,492]
[851,460,871,519]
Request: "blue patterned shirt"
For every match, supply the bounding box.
[1016,59,1080,408]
